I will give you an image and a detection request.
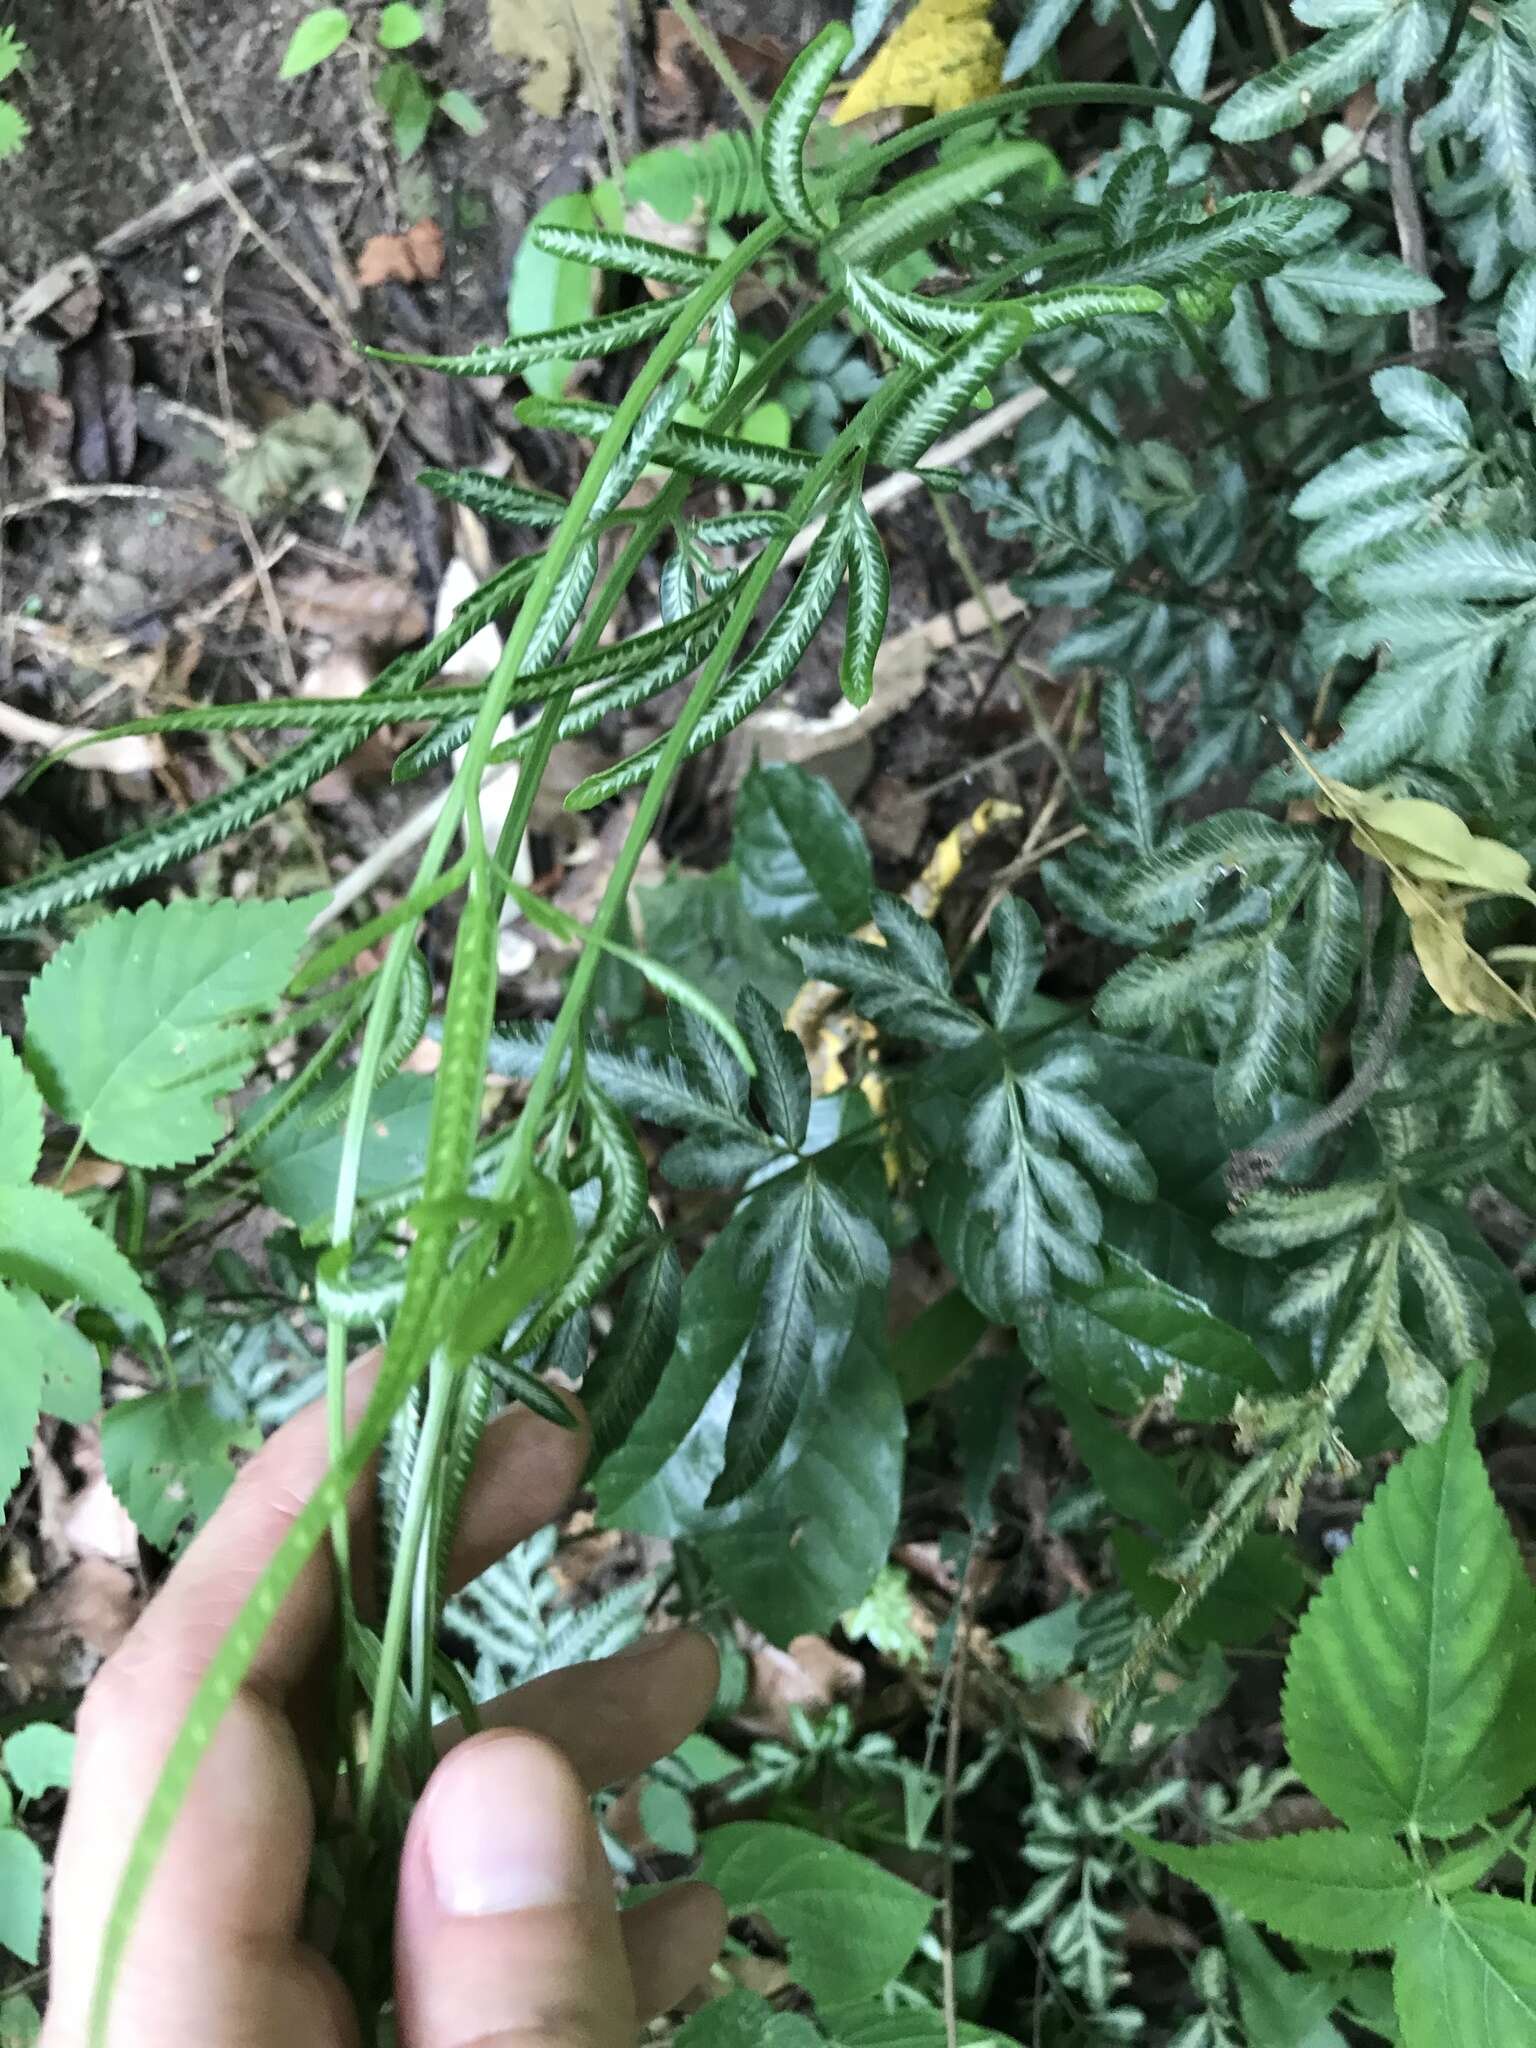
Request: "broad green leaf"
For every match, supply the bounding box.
[889,1288,988,1403]
[253,1071,436,1233]
[0,1289,42,1499]
[1291,437,1466,522]
[0,1831,44,1963]
[996,1603,1085,1685]
[1282,1375,1536,1837]
[1221,1914,1349,2048]
[1099,676,1161,857]
[12,1286,100,1425]
[377,3,425,49]
[593,1215,759,1516]
[2,1724,74,1801]
[508,193,601,402]
[25,896,316,1168]
[0,1285,102,1497]
[698,1822,932,2001]
[1024,1250,1277,1420]
[0,1991,39,2046]
[678,1991,823,2048]
[921,1033,1154,1315]
[604,1251,903,1641]
[1143,1829,1422,1952]
[1352,531,1536,603]
[0,1186,160,1339]
[1056,1388,1186,1536]
[733,760,872,938]
[1393,1896,1536,2048]
[1219,941,1305,1120]
[1116,1524,1305,1649]
[102,1384,260,1551]
[278,7,350,77]
[763,24,850,237]
[984,898,1045,1032]
[0,1040,42,1185]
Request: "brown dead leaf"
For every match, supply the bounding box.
[862,773,931,864]
[63,318,137,483]
[281,567,428,649]
[11,383,74,483]
[737,1633,864,1740]
[356,218,446,289]
[650,11,790,125]
[49,1154,126,1195]
[487,0,619,117]
[0,1559,138,1702]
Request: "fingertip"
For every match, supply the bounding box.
[412,1729,604,1919]
[448,1401,590,1590]
[621,1881,729,2019]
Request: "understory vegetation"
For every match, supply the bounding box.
[9,0,1536,2041]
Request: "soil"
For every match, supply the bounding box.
[0,0,1038,998]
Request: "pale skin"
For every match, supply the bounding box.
[41,1364,727,2048]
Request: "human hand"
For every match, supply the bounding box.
[41,1366,725,2048]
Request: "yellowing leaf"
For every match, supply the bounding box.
[1389,874,1525,1023]
[834,0,1004,124]
[1283,737,1536,904]
[1349,792,1536,901]
[487,0,619,118]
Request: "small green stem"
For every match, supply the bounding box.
[358,1365,454,1833]
[1018,350,1119,453]
[493,417,895,1193]
[667,0,764,125]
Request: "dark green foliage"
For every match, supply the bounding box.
[27,15,1536,2048]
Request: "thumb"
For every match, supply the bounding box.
[395,1731,635,2048]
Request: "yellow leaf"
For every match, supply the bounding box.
[486,0,618,119]
[1278,733,1536,904]
[834,0,1005,125]
[1389,874,1524,1022]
